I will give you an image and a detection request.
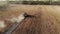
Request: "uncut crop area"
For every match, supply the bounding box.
[0,5,60,34]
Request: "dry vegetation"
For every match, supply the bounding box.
[0,5,60,34]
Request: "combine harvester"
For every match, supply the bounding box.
[2,13,34,34]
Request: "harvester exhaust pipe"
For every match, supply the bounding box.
[24,13,35,18]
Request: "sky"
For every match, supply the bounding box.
[0,0,18,1]
[0,0,6,1]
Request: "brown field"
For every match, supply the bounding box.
[0,5,60,34]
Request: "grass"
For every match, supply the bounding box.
[9,1,60,5]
